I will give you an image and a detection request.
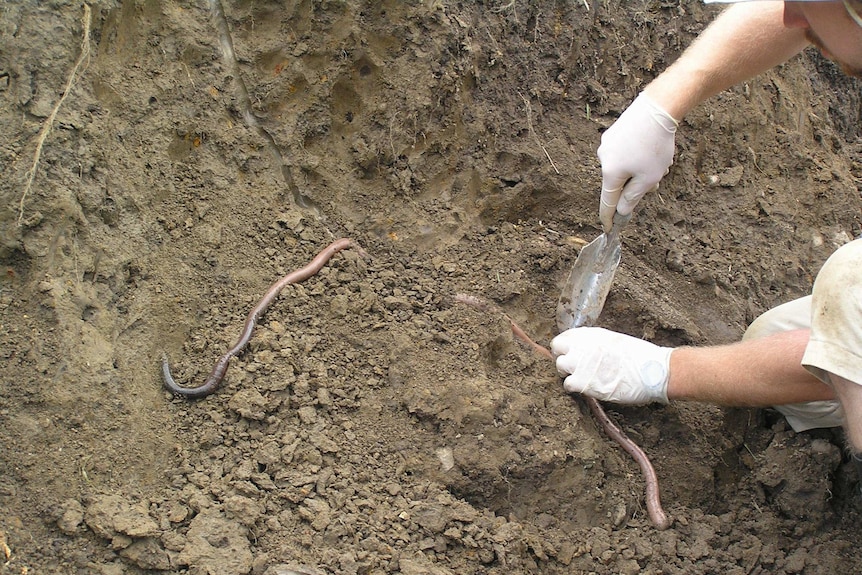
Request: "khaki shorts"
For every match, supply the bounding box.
[743,237,862,432]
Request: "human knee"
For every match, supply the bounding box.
[811,239,862,309]
[743,296,812,341]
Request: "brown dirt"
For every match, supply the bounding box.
[2,1,862,574]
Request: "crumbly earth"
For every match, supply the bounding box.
[2,1,861,574]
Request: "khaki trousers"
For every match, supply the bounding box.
[743,238,862,431]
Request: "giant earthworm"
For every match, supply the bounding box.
[162,238,356,399]
[454,293,671,530]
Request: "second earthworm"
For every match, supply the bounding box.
[162,238,356,399]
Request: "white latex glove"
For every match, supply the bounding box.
[597,92,679,233]
[551,327,673,405]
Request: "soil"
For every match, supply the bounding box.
[2,1,862,574]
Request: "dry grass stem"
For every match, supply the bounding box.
[519,92,560,174]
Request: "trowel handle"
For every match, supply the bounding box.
[595,211,632,263]
[608,211,633,241]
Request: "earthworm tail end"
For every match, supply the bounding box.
[584,398,671,530]
[162,353,231,399]
[453,293,549,358]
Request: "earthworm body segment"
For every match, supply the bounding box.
[162,238,355,399]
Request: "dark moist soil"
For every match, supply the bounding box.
[2,1,862,574]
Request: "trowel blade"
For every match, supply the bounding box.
[556,212,630,331]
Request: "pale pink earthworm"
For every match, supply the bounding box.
[162,238,357,399]
[454,293,671,530]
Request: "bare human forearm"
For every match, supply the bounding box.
[667,329,835,406]
[645,2,810,120]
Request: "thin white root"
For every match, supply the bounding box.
[17,4,91,226]
[518,92,560,175]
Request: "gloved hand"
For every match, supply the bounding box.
[551,327,673,405]
[597,92,679,233]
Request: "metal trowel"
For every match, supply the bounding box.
[556,211,632,331]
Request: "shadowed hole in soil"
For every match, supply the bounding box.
[444,459,611,531]
[1,249,32,288]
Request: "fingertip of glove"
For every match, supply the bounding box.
[562,376,585,395]
[549,337,564,356]
[554,353,572,375]
[551,328,585,354]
